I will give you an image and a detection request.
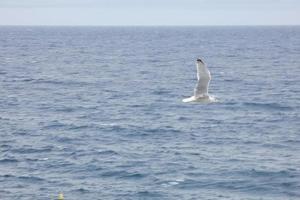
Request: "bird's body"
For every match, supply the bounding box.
[182,58,216,103]
[182,95,215,103]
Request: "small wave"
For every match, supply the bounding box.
[120,172,146,179]
[54,136,77,143]
[227,54,237,58]
[96,150,119,156]
[0,174,15,178]
[42,121,92,131]
[98,123,120,127]
[262,143,288,149]
[243,102,293,111]
[147,59,161,63]
[245,169,293,178]
[224,78,240,82]
[11,146,53,154]
[284,139,300,145]
[0,158,18,163]
[25,157,49,161]
[19,78,36,82]
[42,121,66,130]
[101,170,126,178]
[54,107,75,113]
[0,144,12,149]
[161,178,186,187]
[33,79,65,85]
[139,70,149,75]
[33,79,89,87]
[18,175,45,182]
[67,124,89,130]
[3,77,36,83]
[101,170,146,180]
[177,116,190,121]
[144,127,181,134]
[128,104,145,108]
[176,179,250,190]
[72,188,90,193]
[152,89,171,95]
[135,191,163,198]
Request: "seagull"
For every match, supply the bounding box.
[182,58,215,103]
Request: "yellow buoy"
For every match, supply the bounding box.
[58,192,64,200]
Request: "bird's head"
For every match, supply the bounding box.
[196,58,205,65]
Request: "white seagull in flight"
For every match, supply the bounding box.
[182,58,216,103]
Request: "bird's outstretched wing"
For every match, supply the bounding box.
[194,60,211,98]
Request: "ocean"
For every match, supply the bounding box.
[0,26,299,200]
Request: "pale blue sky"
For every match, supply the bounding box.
[0,0,299,25]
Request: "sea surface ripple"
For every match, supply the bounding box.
[0,26,300,200]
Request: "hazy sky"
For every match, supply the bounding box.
[0,0,299,25]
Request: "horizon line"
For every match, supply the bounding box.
[0,24,300,27]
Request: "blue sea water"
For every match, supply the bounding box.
[0,26,299,200]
